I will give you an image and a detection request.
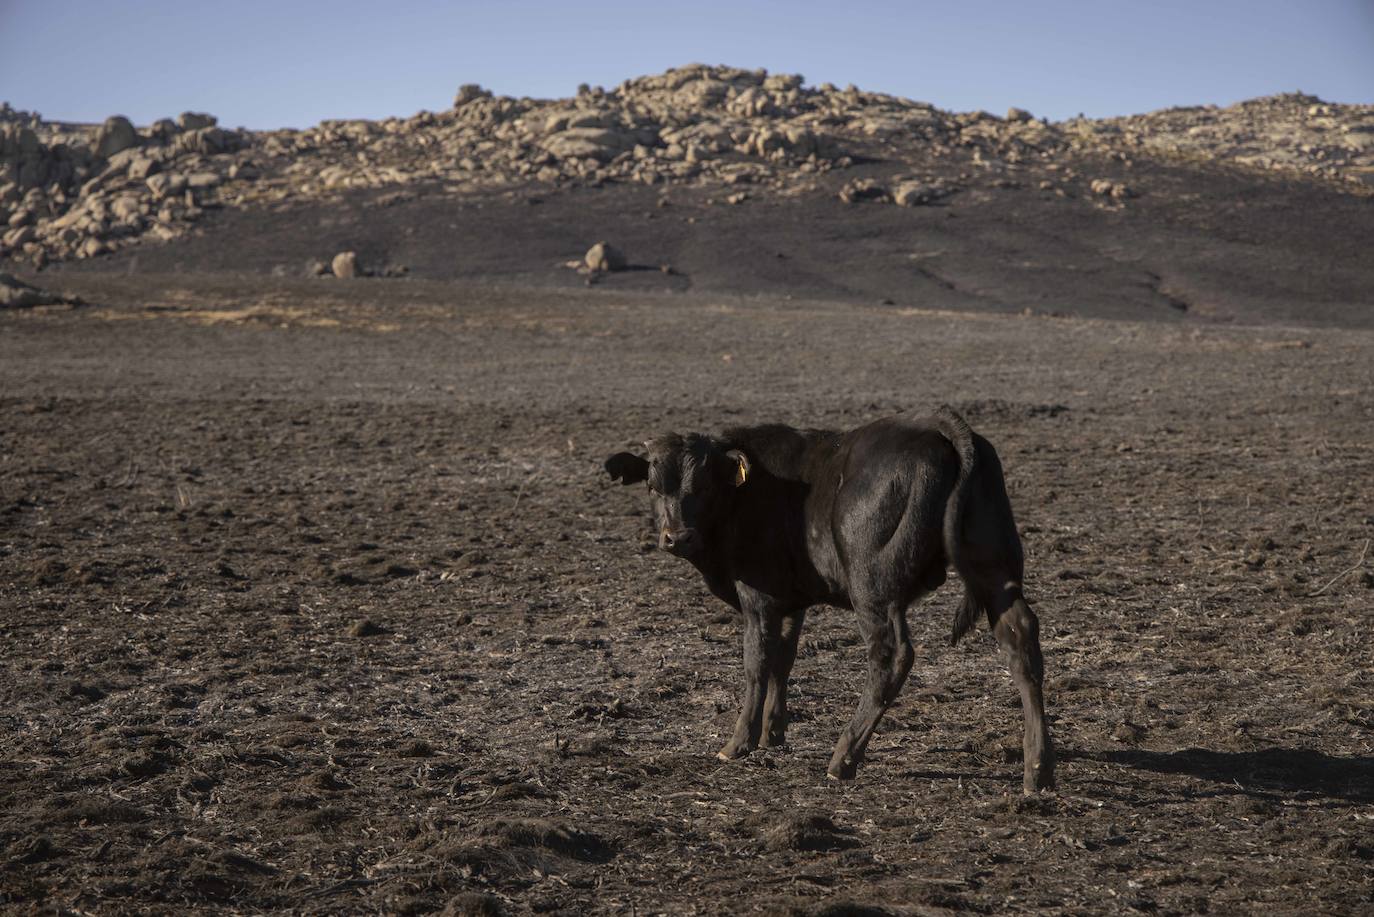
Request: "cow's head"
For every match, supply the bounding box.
[605,434,750,558]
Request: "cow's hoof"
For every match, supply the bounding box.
[761,733,788,749]
[716,742,754,761]
[826,759,858,781]
[1023,761,1057,794]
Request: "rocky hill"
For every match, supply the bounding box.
[3,65,1372,273]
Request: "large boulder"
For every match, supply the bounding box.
[454,84,492,107]
[331,251,359,278]
[173,127,240,156]
[584,242,626,272]
[177,111,217,131]
[542,128,633,163]
[94,116,140,159]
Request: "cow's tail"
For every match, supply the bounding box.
[933,405,984,646]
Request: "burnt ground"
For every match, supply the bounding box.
[2,211,1374,913]
[42,149,1374,330]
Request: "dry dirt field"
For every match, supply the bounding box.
[2,271,1373,915]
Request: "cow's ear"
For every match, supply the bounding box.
[726,449,750,487]
[605,452,650,485]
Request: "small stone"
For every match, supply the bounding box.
[1006,107,1033,122]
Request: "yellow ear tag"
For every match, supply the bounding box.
[734,457,748,486]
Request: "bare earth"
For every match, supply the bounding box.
[1,261,1372,916]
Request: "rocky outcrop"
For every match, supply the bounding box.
[0,106,251,265]
[1066,93,1374,184]
[2,67,1371,268]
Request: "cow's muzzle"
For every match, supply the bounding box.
[659,527,699,556]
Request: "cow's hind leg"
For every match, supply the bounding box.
[990,587,1055,793]
[827,603,915,780]
[762,609,806,748]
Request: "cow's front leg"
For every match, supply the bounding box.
[761,609,806,748]
[717,602,780,760]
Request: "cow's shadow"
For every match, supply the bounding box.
[1085,746,1374,803]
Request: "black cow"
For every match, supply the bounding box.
[604,406,1055,793]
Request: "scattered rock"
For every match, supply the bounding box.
[891,180,954,206]
[585,241,626,272]
[1090,178,1135,199]
[838,178,889,204]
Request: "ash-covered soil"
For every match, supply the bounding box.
[2,274,1372,914]
[44,158,1374,330]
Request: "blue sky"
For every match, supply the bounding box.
[2,1,1370,128]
